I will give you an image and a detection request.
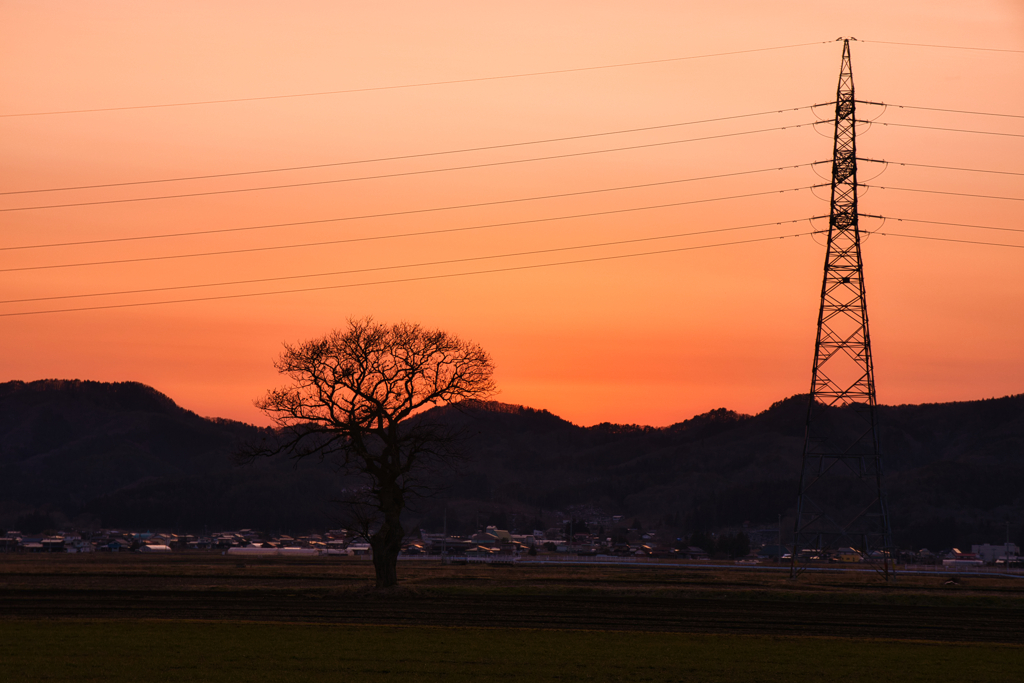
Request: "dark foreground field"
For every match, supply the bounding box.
[2,554,1022,681]
[3,621,1022,683]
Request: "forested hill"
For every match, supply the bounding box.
[1,379,1022,549]
[432,396,1024,549]
[0,380,336,533]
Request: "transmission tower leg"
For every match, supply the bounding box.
[790,38,894,581]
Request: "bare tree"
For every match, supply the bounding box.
[241,317,495,588]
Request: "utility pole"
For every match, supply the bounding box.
[441,504,447,565]
[1006,520,1011,564]
[791,38,894,580]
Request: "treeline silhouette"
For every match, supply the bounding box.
[1,380,1022,550]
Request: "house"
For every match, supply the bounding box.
[470,527,508,547]
[17,536,47,552]
[171,535,194,549]
[66,538,94,553]
[464,545,499,557]
[214,535,238,548]
[941,548,984,568]
[679,546,709,560]
[511,534,536,548]
[426,538,475,556]
[835,547,863,563]
[41,537,66,552]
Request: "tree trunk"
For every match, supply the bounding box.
[369,494,405,589]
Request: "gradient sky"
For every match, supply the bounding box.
[1,1,1022,426]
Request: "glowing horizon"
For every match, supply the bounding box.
[2,2,1022,427]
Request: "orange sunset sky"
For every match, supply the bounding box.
[1,1,1022,427]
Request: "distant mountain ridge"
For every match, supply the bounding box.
[1,379,1021,549]
[0,379,335,533]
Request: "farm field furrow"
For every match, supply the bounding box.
[2,554,1023,644]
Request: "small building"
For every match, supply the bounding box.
[679,546,709,560]
[41,537,66,552]
[972,543,1021,564]
[511,534,536,548]
[139,544,172,553]
[66,538,95,553]
[942,548,984,568]
[835,547,863,563]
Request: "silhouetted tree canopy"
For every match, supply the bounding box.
[242,317,495,588]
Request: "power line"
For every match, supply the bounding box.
[857,100,1024,120]
[0,231,814,318]
[0,185,818,271]
[1,182,817,252]
[1,41,830,118]
[0,124,813,213]
[857,39,1024,54]
[859,158,1024,176]
[0,218,815,304]
[860,215,1024,235]
[862,185,1024,202]
[875,122,1024,138]
[0,176,817,253]
[876,232,1024,249]
[1,106,818,195]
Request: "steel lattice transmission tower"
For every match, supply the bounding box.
[790,39,894,579]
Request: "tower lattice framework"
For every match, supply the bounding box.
[791,39,893,579]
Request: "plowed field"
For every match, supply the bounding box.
[3,554,1022,644]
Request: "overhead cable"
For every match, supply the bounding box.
[876,232,1024,249]
[859,215,1024,235]
[857,39,1024,54]
[0,185,818,271]
[859,158,1024,176]
[0,231,814,318]
[0,181,821,252]
[0,124,813,213]
[0,41,830,118]
[856,100,1024,120]
[875,122,1024,138]
[0,218,817,304]
[2,106,817,195]
[861,185,1023,202]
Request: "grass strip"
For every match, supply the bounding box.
[0,620,1020,682]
